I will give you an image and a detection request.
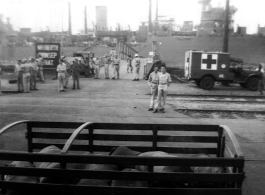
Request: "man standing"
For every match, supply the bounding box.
[21,59,32,93]
[153,67,172,113]
[132,54,141,81]
[29,58,38,90]
[104,54,111,79]
[112,54,120,80]
[127,55,133,73]
[93,56,101,79]
[36,55,45,83]
[70,59,82,89]
[14,60,24,92]
[63,58,71,89]
[147,65,159,111]
[57,59,66,92]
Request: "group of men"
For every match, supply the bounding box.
[14,55,45,93]
[148,65,172,113]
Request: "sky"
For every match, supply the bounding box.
[0,0,264,34]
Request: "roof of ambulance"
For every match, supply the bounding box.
[188,50,229,54]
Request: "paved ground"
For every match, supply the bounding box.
[0,61,264,195]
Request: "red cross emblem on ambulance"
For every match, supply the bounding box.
[201,54,218,70]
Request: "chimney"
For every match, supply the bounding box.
[84,6,87,34]
[68,2,72,36]
[149,0,153,33]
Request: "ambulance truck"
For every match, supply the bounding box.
[184,50,260,90]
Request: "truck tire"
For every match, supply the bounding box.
[246,77,259,91]
[239,83,247,88]
[200,76,215,90]
[195,80,201,87]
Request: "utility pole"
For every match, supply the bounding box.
[84,6,88,35]
[155,0,158,34]
[68,2,72,38]
[223,0,229,52]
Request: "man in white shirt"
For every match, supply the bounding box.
[21,59,32,93]
[14,60,24,92]
[93,56,101,79]
[147,65,159,111]
[132,54,141,81]
[29,58,39,90]
[57,59,66,92]
[153,67,172,113]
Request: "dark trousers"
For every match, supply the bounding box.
[30,71,37,90]
[73,74,80,89]
[17,72,24,92]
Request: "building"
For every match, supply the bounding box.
[137,22,148,42]
[257,25,265,37]
[96,6,107,31]
[197,0,237,36]
[181,21,194,32]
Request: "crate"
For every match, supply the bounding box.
[0,121,245,195]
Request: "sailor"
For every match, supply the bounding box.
[127,55,133,73]
[93,56,101,79]
[153,67,172,113]
[14,60,24,92]
[132,54,141,81]
[70,59,82,89]
[147,65,159,111]
[112,54,120,80]
[104,54,111,79]
[36,54,45,83]
[57,59,66,92]
[29,57,38,90]
[21,59,32,93]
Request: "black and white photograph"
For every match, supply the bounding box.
[0,0,264,194]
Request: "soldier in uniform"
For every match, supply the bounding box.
[147,65,159,111]
[153,67,172,113]
[70,59,82,89]
[132,54,141,81]
[29,58,38,90]
[57,59,66,92]
[258,63,265,95]
[112,54,120,80]
[14,60,24,92]
[127,55,133,73]
[104,54,111,79]
[21,59,32,93]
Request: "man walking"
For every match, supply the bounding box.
[93,56,101,79]
[147,65,159,111]
[153,67,172,113]
[70,59,82,89]
[104,54,111,79]
[132,54,141,81]
[57,59,67,92]
[14,60,24,92]
[112,54,120,80]
[29,58,38,90]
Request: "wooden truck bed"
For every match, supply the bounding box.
[0,121,245,195]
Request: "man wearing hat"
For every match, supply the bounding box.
[104,54,111,79]
[112,54,120,80]
[93,56,101,79]
[36,54,45,83]
[70,59,82,89]
[147,65,159,111]
[57,59,66,92]
[21,59,32,93]
[132,54,141,81]
[14,60,24,92]
[29,57,39,90]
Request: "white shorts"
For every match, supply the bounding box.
[158,84,168,91]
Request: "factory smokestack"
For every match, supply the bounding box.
[68,2,72,36]
[96,6,107,31]
[149,0,153,33]
[155,0,158,32]
[84,6,87,34]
